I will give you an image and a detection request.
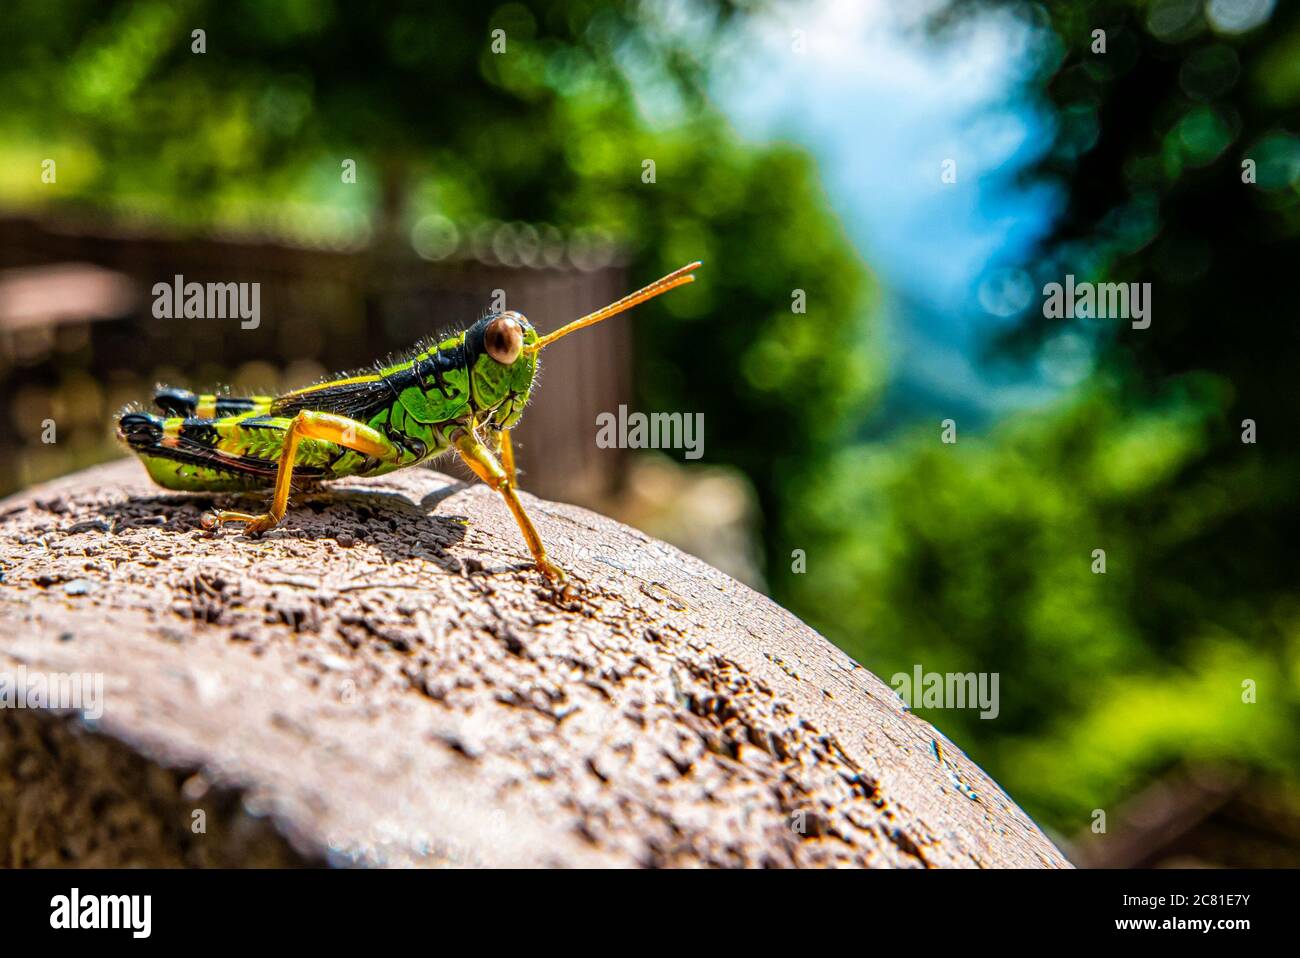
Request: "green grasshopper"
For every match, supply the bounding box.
[117,262,701,584]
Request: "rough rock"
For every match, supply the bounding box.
[0,460,1070,868]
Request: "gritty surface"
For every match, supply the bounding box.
[0,460,1070,868]
[0,710,315,867]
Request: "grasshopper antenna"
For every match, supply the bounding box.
[525,261,702,354]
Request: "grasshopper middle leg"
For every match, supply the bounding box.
[202,411,398,535]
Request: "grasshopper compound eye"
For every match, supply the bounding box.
[485,313,524,365]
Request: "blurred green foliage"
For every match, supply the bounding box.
[782,0,1300,837]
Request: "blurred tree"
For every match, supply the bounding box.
[789,0,1300,833]
[977,0,1300,627]
[0,0,879,576]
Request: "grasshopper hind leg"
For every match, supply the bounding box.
[201,411,401,536]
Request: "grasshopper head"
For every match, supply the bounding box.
[467,262,702,431]
[467,310,538,428]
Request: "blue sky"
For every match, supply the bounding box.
[707,0,1071,425]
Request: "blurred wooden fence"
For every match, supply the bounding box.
[0,215,630,504]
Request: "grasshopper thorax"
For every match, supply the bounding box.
[464,310,538,429]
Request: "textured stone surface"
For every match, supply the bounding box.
[0,460,1070,868]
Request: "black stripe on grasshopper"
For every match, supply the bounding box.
[153,387,275,418]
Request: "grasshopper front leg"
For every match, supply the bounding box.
[203,411,398,535]
[453,428,566,585]
[497,427,517,486]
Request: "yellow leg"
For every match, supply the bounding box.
[453,429,565,585]
[201,411,396,536]
[499,428,517,486]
